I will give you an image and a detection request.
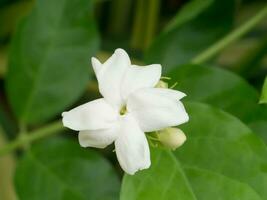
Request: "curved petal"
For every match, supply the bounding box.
[78,124,118,148]
[127,88,189,132]
[93,48,131,109]
[91,57,102,77]
[152,88,186,100]
[115,115,150,175]
[121,64,162,100]
[62,98,118,131]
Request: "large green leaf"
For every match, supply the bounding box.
[15,138,120,200]
[168,64,267,143]
[176,102,267,199]
[6,0,99,124]
[168,64,262,123]
[145,0,236,72]
[121,102,267,200]
[184,167,261,200]
[121,149,197,200]
[121,150,262,200]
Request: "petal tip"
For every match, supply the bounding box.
[91,57,100,65]
[184,113,190,123]
[61,115,68,128]
[114,48,130,60]
[115,48,126,54]
[126,163,151,175]
[61,111,67,117]
[91,57,102,75]
[180,93,187,99]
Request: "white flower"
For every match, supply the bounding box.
[62,48,189,175]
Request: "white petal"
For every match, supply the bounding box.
[78,124,118,148]
[121,64,162,100]
[95,48,131,108]
[91,57,102,77]
[62,98,118,131]
[137,88,186,101]
[115,115,150,175]
[127,88,189,132]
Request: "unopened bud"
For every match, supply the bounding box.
[156,80,168,88]
[157,128,186,150]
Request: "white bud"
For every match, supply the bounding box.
[155,80,168,88]
[157,128,186,150]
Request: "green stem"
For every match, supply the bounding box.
[0,120,64,156]
[144,0,160,49]
[192,5,267,64]
[131,0,146,49]
[108,0,132,36]
[18,122,29,150]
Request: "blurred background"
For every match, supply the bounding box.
[1,0,267,199]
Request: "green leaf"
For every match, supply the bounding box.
[260,76,267,104]
[15,137,120,200]
[184,167,262,200]
[145,0,236,72]
[249,120,267,143]
[121,150,262,200]
[121,149,197,200]
[168,64,267,144]
[177,102,267,199]
[6,0,100,124]
[121,102,267,200]
[168,64,261,123]
[164,0,213,33]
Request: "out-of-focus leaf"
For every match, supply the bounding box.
[0,102,17,138]
[121,102,267,199]
[0,0,33,40]
[0,127,17,200]
[168,64,260,122]
[6,0,99,124]
[15,138,119,200]
[145,0,236,72]
[260,76,267,104]
[233,37,267,78]
[164,0,213,33]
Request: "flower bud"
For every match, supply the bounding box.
[156,80,168,88]
[157,128,186,150]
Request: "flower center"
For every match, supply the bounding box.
[120,105,127,115]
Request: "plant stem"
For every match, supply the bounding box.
[144,0,160,49]
[0,120,64,156]
[18,122,29,150]
[131,0,146,49]
[192,5,267,64]
[108,0,132,36]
